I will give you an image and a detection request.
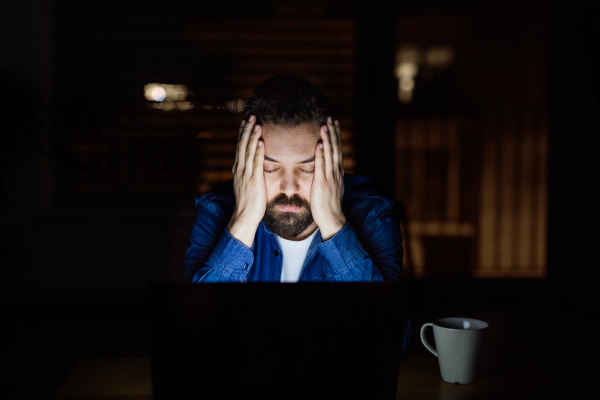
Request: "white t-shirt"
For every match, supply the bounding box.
[276,229,319,283]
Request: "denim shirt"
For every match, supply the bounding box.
[184,174,404,284]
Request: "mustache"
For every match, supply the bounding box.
[264,193,314,238]
[270,193,309,208]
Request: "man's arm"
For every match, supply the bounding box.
[310,117,347,241]
[309,117,402,282]
[184,201,255,283]
[227,115,267,248]
[315,204,403,282]
[183,115,267,282]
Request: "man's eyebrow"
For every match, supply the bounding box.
[264,156,315,164]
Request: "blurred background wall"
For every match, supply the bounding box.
[1,0,598,308]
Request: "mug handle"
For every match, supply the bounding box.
[420,323,438,357]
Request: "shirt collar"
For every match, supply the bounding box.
[260,221,323,259]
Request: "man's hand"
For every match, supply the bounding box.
[311,117,347,241]
[227,115,267,248]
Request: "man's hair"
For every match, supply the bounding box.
[243,74,333,127]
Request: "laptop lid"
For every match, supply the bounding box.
[148,282,408,400]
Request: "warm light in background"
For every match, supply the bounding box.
[426,47,454,68]
[226,99,245,114]
[160,100,174,111]
[395,45,454,103]
[142,86,244,114]
[177,101,193,111]
[395,46,420,103]
[148,86,166,102]
[144,83,193,111]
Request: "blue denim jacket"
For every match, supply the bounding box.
[184,173,410,351]
[184,174,404,284]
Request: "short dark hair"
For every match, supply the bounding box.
[243,74,333,127]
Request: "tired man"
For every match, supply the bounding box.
[184,75,404,283]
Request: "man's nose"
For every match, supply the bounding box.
[280,172,300,198]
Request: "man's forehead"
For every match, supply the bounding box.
[261,122,321,137]
[261,123,320,163]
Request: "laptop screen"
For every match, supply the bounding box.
[148,282,408,400]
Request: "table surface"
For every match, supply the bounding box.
[51,319,600,400]
[49,352,523,400]
[50,288,600,400]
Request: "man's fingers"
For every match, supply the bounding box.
[244,125,261,180]
[315,141,326,181]
[235,116,256,175]
[321,125,333,179]
[253,139,265,180]
[327,117,340,173]
[238,119,246,141]
[335,119,344,173]
[233,120,247,173]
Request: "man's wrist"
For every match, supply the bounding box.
[227,214,261,248]
[318,214,347,241]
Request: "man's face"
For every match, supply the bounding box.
[261,123,321,239]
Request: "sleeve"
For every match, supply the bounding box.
[316,203,403,282]
[316,222,384,282]
[183,201,254,283]
[359,204,404,282]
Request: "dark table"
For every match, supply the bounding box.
[52,279,599,399]
[0,278,584,399]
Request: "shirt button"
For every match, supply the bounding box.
[243,263,249,269]
[274,250,279,256]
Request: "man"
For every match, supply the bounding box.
[184,75,404,284]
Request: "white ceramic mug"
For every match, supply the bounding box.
[420,317,488,384]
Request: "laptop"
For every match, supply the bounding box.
[148,282,408,400]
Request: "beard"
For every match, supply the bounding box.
[263,193,314,239]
